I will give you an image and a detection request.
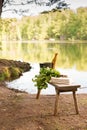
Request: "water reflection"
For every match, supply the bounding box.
[0,41,87,71]
[6,63,87,94]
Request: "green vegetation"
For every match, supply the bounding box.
[0,72,5,81]
[0,66,22,81]
[8,66,22,80]
[0,67,11,81]
[32,68,60,90]
[0,59,31,82]
[0,7,87,41]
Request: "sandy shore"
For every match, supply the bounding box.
[0,82,87,130]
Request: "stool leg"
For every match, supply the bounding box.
[36,89,41,99]
[54,92,60,116]
[73,91,79,114]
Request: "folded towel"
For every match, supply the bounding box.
[50,77,70,85]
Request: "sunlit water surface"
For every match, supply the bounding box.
[6,63,87,95]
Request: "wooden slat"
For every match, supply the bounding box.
[49,82,80,91]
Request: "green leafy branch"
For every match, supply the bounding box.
[32,68,60,90]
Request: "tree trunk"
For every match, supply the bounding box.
[0,0,4,18]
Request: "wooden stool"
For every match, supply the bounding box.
[49,82,80,116]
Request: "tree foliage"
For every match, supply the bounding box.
[0,7,87,41]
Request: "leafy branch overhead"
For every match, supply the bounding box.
[0,0,69,17]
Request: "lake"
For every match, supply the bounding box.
[0,41,87,94]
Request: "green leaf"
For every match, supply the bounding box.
[32,68,60,90]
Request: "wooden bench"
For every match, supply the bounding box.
[49,81,80,116]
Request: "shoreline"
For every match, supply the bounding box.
[1,40,87,44]
[1,81,87,95]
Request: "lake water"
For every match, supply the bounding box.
[0,41,87,94]
[6,63,87,94]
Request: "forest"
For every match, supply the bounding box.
[0,7,87,41]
